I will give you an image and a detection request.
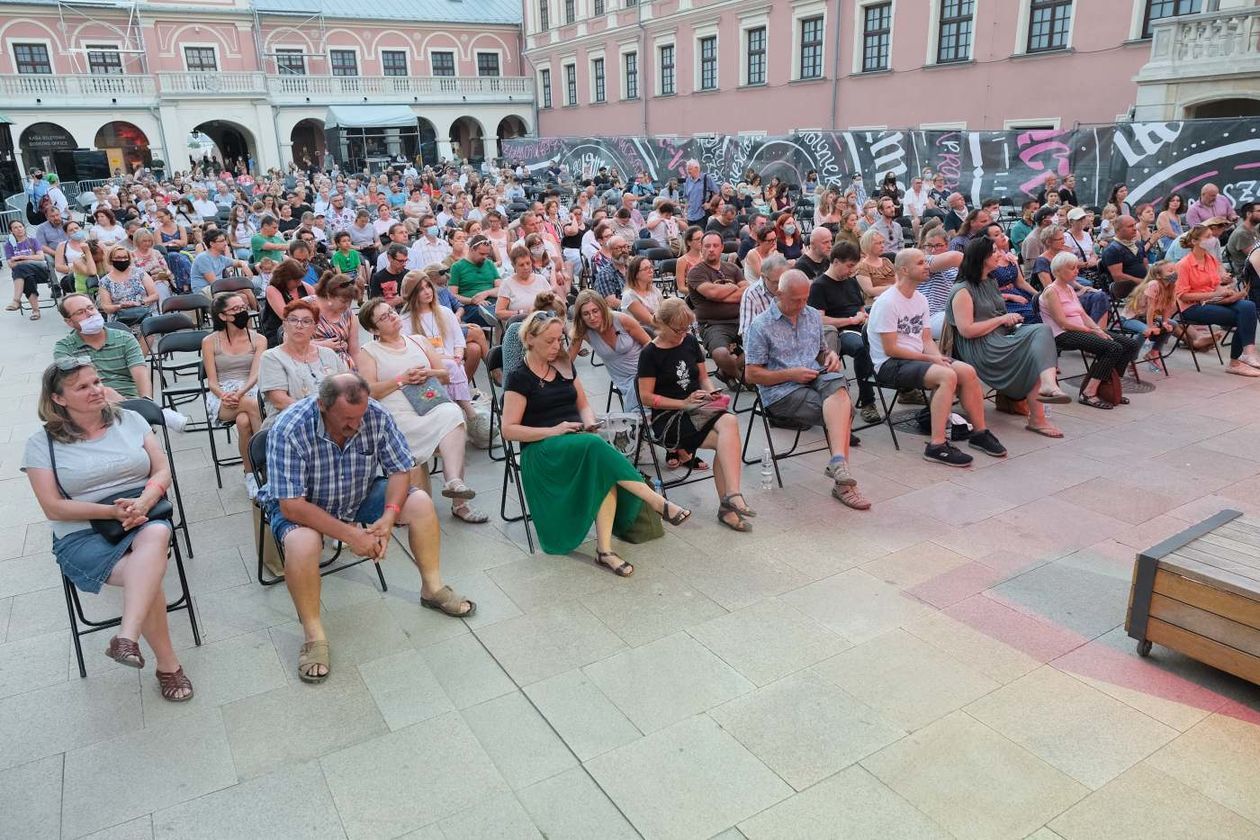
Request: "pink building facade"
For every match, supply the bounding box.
[1,0,535,175]
[524,0,1260,138]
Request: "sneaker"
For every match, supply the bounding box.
[161,408,190,433]
[967,429,1008,458]
[898,389,926,405]
[859,402,882,424]
[923,441,973,467]
[824,456,857,486]
[243,473,259,500]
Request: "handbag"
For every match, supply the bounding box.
[619,483,664,544]
[1097,369,1124,406]
[45,432,173,544]
[399,336,453,417]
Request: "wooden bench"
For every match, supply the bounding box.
[1126,509,1260,685]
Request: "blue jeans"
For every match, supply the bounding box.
[1120,318,1173,353]
[1180,301,1258,360]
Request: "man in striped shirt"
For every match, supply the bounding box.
[257,374,474,683]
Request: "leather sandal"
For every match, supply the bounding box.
[596,550,634,577]
[721,493,756,517]
[298,640,330,683]
[718,503,753,533]
[155,666,194,702]
[105,635,144,669]
[660,500,691,526]
[420,585,476,617]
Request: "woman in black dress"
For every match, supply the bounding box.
[637,298,754,532]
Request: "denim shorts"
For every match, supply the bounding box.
[52,520,172,594]
[263,477,413,545]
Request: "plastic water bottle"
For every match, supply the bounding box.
[652,477,664,497]
[760,448,774,491]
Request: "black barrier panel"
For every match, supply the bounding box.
[503,120,1260,210]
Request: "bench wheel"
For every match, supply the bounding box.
[1136,639,1152,657]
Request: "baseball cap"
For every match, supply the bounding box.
[1067,207,1088,222]
[1204,216,1230,228]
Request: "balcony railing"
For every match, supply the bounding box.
[265,74,533,102]
[1137,7,1260,82]
[156,71,268,96]
[0,71,532,106]
[0,73,156,102]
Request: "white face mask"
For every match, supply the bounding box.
[79,313,106,335]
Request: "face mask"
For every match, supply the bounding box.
[426,225,440,237]
[111,258,131,271]
[79,313,105,335]
[1202,236,1220,250]
[70,230,88,242]
[231,311,250,329]
[784,225,797,235]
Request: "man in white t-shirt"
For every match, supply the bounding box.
[868,248,1005,466]
[903,176,932,231]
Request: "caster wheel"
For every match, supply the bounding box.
[1136,639,1152,657]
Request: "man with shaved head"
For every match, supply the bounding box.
[1187,183,1237,227]
[1101,215,1150,294]
[794,226,834,280]
[743,269,870,509]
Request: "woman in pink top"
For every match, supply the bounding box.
[1039,251,1141,410]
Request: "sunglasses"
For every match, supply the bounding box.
[55,355,93,371]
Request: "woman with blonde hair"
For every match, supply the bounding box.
[854,228,895,302]
[621,255,663,328]
[637,298,752,531]
[400,270,476,420]
[1121,260,1180,369]
[309,270,360,370]
[569,289,650,411]
[23,360,193,701]
[502,310,689,566]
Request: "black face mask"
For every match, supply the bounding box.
[231,311,250,329]
[111,259,131,271]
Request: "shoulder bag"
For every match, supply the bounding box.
[45,431,173,544]
[398,336,453,417]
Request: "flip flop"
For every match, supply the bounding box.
[1037,388,1071,404]
[1024,423,1064,438]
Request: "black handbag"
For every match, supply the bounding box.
[46,432,173,544]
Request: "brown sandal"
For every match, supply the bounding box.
[596,550,634,577]
[106,636,144,669]
[420,585,476,617]
[155,666,194,702]
[298,639,330,683]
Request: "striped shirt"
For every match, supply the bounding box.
[54,328,145,397]
[257,395,414,520]
[738,278,775,337]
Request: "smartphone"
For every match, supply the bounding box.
[584,421,604,432]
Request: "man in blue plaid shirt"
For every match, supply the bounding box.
[258,373,474,683]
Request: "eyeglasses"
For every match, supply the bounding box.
[222,306,248,315]
[55,355,92,371]
[284,317,316,327]
[67,303,98,319]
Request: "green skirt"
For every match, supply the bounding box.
[519,432,645,555]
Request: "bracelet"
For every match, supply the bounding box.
[395,376,405,389]
[652,394,661,409]
[145,479,166,494]
[383,503,401,515]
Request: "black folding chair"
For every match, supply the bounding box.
[631,376,714,494]
[248,429,384,590]
[161,293,210,328]
[497,433,537,554]
[151,329,212,428]
[739,389,831,489]
[120,398,195,559]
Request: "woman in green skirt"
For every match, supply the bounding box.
[502,311,691,570]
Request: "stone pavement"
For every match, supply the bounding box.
[2,293,1260,840]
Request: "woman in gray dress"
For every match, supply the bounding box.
[946,235,1071,438]
[568,289,650,412]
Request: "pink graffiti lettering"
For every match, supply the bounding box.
[1016,129,1072,195]
[934,132,962,190]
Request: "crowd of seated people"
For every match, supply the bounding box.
[17,154,1260,690]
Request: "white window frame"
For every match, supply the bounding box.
[428,49,457,77]
[619,43,639,99]
[380,48,409,77]
[852,0,895,74]
[1015,0,1075,54]
[926,0,979,66]
[327,46,360,77]
[1003,117,1062,130]
[588,50,607,103]
[182,43,221,73]
[475,49,503,77]
[792,4,828,81]
[694,24,719,92]
[739,14,770,87]
[11,39,55,74]
[272,44,308,75]
[83,41,124,75]
[655,36,676,96]
[539,66,553,108]
[536,0,550,33]
[562,59,578,106]
[920,121,967,130]
[1130,0,1205,41]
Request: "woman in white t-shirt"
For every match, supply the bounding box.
[90,207,128,248]
[1064,208,1101,279]
[496,245,557,322]
[622,255,663,329]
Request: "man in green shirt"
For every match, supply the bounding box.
[449,234,500,327]
[54,293,190,429]
[250,215,288,266]
[1009,199,1039,259]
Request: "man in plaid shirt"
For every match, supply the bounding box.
[258,374,474,683]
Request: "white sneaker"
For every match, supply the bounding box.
[161,408,190,432]
[243,473,259,500]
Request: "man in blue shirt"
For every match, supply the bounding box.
[682,159,719,228]
[744,270,870,510]
[190,229,252,296]
[258,374,474,683]
[25,167,49,224]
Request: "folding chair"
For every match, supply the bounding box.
[198,361,248,488]
[852,373,921,451]
[485,345,506,462]
[142,313,198,389]
[210,275,260,327]
[631,376,715,494]
[739,388,831,489]
[120,398,195,559]
[497,433,537,554]
[247,429,385,590]
[161,293,210,328]
[151,329,212,428]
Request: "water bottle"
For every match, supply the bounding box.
[760,448,774,491]
[652,477,663,497]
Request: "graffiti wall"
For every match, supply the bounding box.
[502,120,1260,210]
